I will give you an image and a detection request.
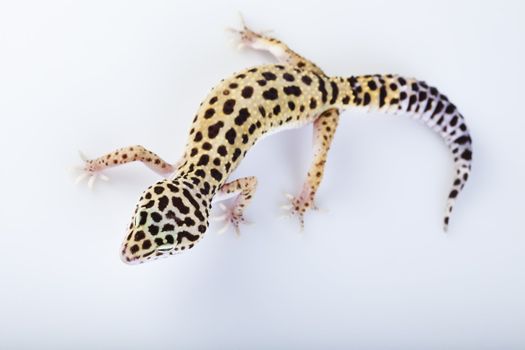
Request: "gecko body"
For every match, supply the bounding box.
[78,23,472,264]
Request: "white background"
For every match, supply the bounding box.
[1,0,524,349]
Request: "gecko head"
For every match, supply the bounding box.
[120,177,210,264]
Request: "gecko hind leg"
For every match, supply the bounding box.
[211,176,258,236]
[282,109,340,229]
[228,16,325,75]
[73,145,175,188]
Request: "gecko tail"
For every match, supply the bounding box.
[334,74,472,231]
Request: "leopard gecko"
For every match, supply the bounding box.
[76,21,473,264]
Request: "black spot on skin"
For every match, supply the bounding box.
[210,169,223,182]
[288,101,295,110]
[198,225,206,233]
[194,131,203,142]
[177,231,199,244]
[418,91,427,101]
[262,72,277,80]
[217,145,227,156]
[399,92,407,100]
[148,224,159,235]
[273,105,281,115]
[398,77,407,86]
[309,98,317,109]
[248,124,256,134]
[208,121,224,139]
[165,234,175,244]
[162,224,175,232]
[204,108,215,119]
[190,148,197,157]
[258,106,266,117]
[256,79,267,86]
[363,92,371,106]
[342,96,350,104]
[232,148,241,162]
[407,95,417,111]
[283,86,302,96]
[229,83,238,89]
[431,101,444,118]
[301,75,312,85]
[449,115,458,127]
[449,189,458,198]
[283,73,295,81]
[139,211,148,225]
[242,134,248,144]
[195,169,205,178]
[241,86,253,98]
[225,128,236,145]
[202,142,212,150]
[429,87,438,96]
[234,108,250,126]
[134,230,146,241]
[379,86,387,107]
[209,96,218,104]
[158,196,169,211]
[142,240,152,250]
[446,103,456,114]
[153,186,164,195]
[150,212,162,222]
[262,88,278,100]
[330,81,339,104]
[348,76,358,87]
[460,149,472,160]
[424,99,433,112]
[130,244,139,254]
[171,196,190,214]
[223,99,236,114]
[367,80,377,90]
[197,154,209,166]
[314,73,328,103]
[454,135,471,145]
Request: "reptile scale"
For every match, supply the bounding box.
[76,21,473,264]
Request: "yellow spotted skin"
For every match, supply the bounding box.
[80,24,472,264]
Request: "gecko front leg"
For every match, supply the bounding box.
[75,145,175,188]
[283,109,340,228]
[212,176,258,236]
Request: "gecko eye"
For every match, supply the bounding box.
[156,244,175,253]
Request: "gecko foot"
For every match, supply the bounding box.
[210,203,252,236]
[226,14,272,50]
[280,192,321,230]
[72,150,109,189]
